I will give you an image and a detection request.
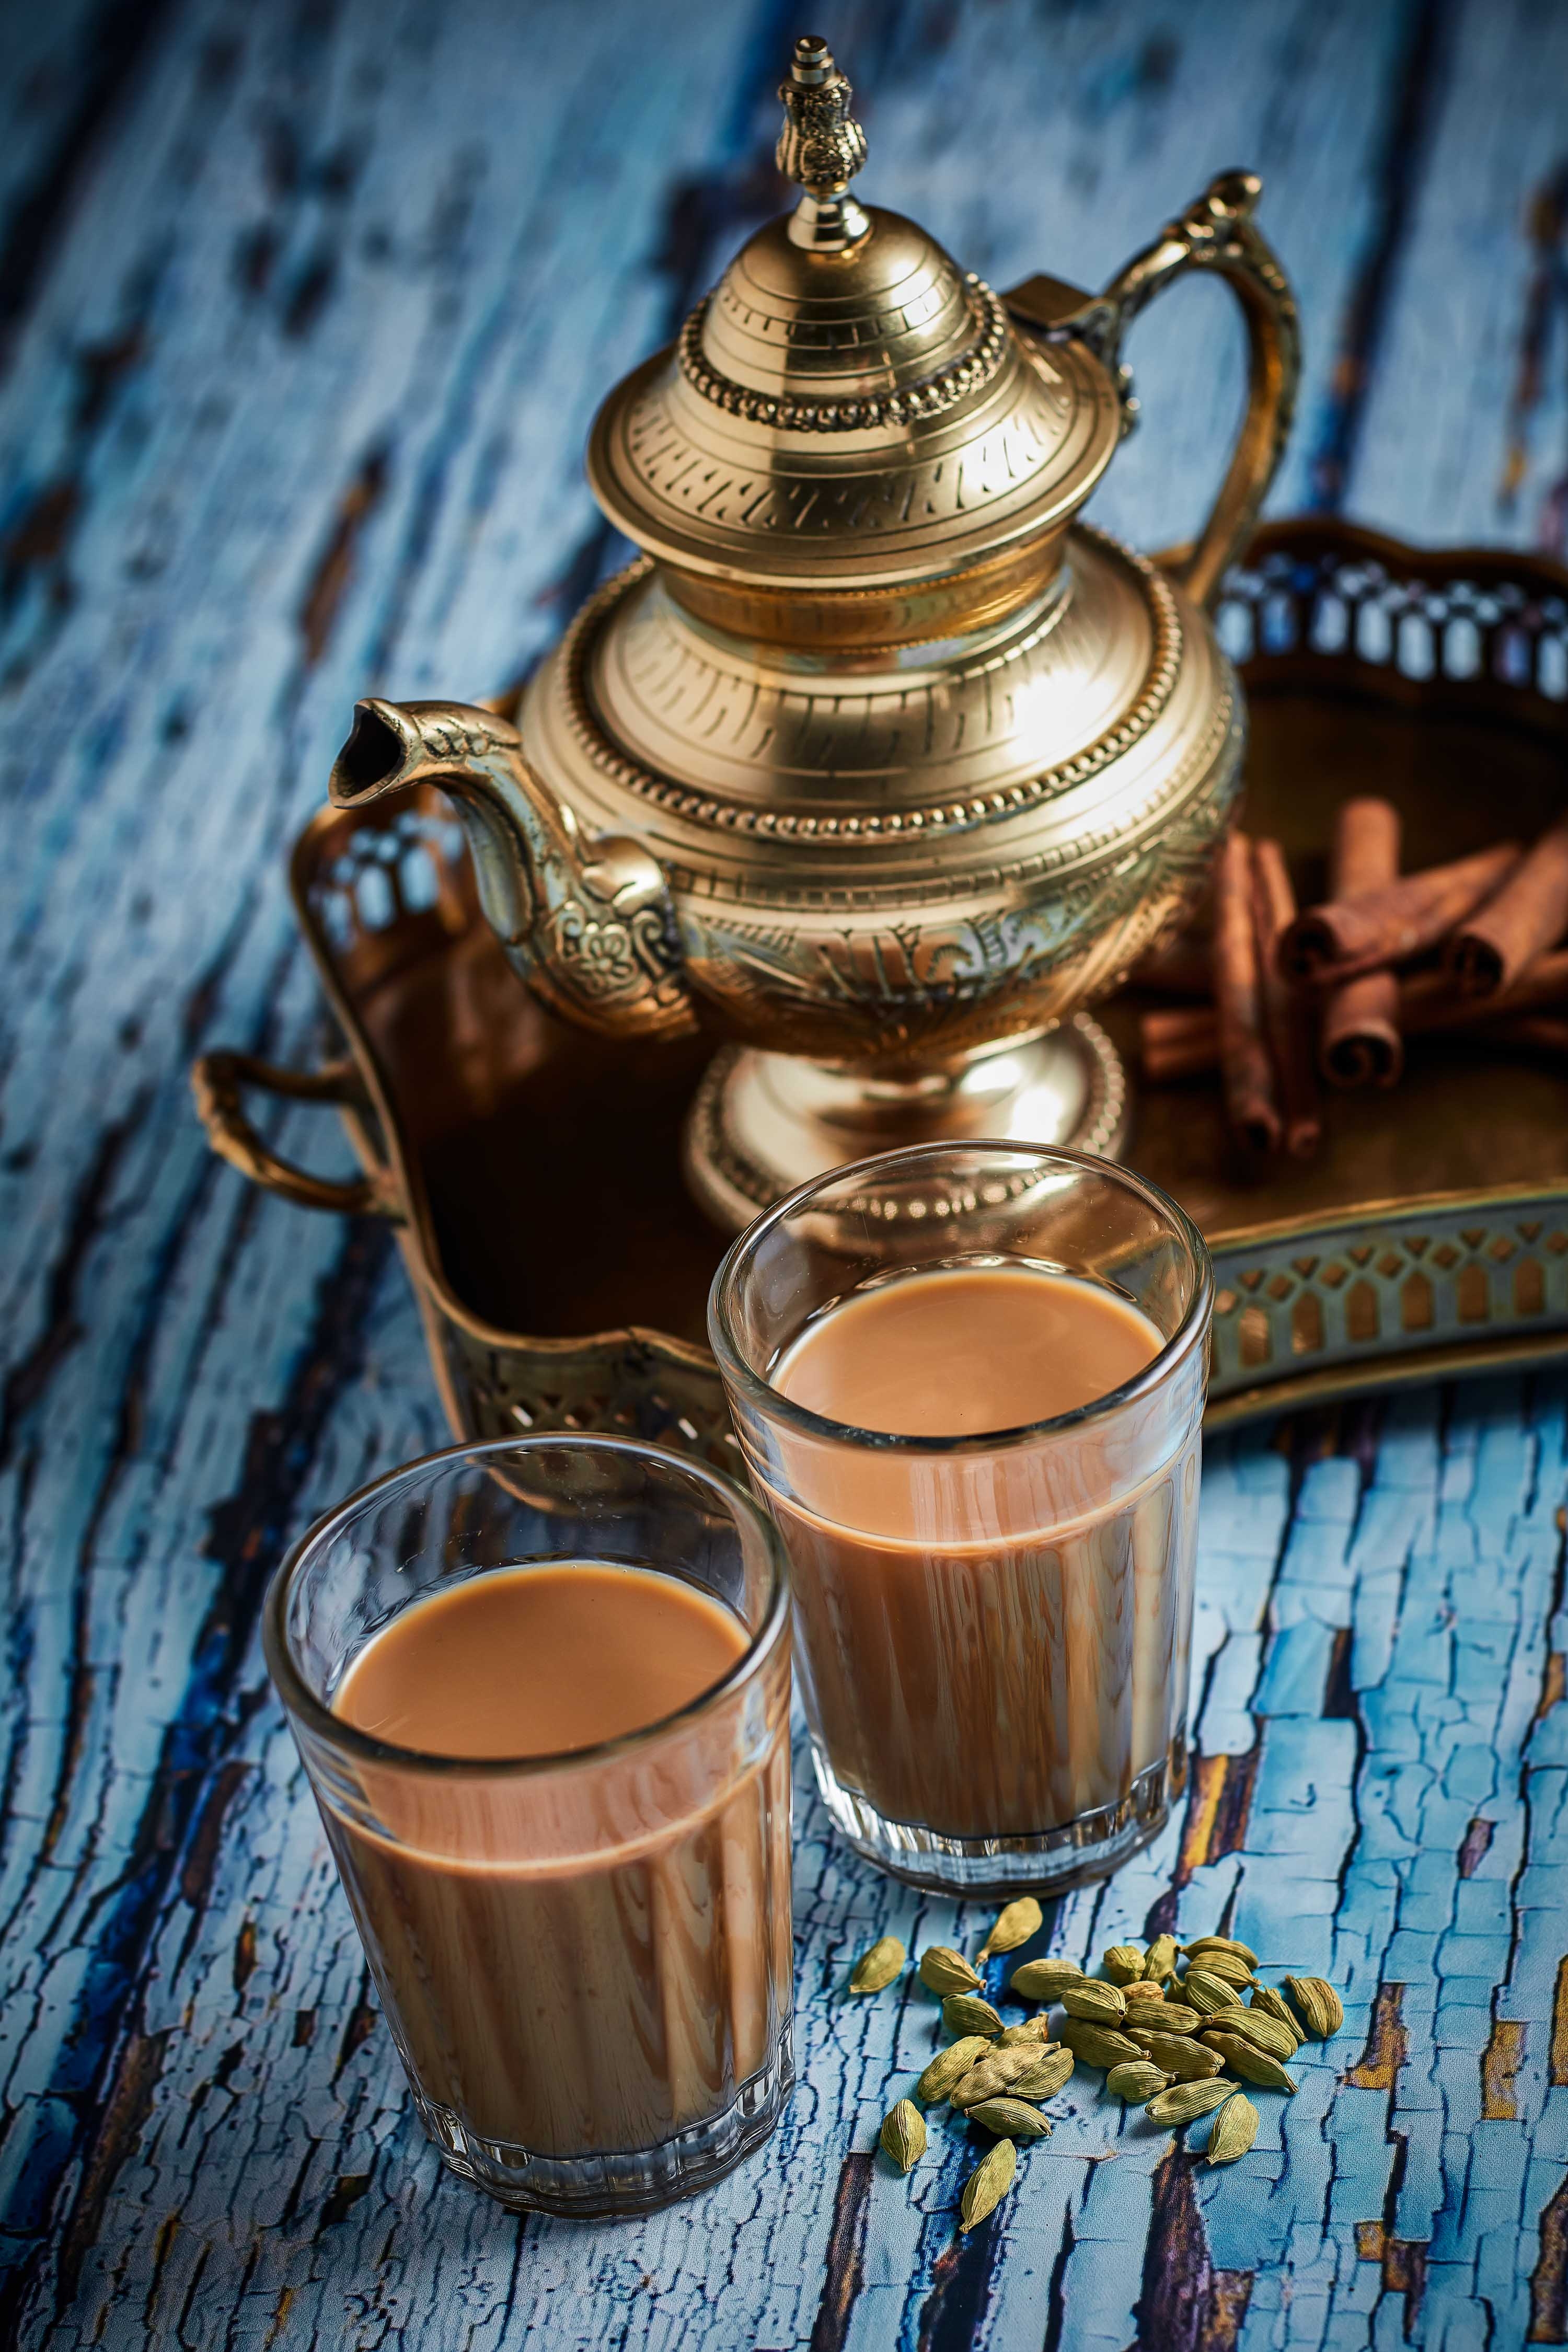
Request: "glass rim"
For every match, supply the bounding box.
[708,1139,1214,1457]
[262,1433,791,1780]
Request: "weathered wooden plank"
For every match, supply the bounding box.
[22,1362,1568,2350]
[0,0,177,371]
[2,0,1566,2343]
[1348,0,1568,552]
[0,0,785,2326]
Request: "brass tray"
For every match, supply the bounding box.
[194,520,1568,1452]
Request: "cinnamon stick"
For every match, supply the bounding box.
[1214,832,1281,1152]
[1140,1005,1219,1082]
[1320,798,1403,1086]
[1140,948,1568,1083]
[1445,815,1568,996]
[1402,945,1568,1031]
[1278,840,1520,983]
[1251,838,1321,1156]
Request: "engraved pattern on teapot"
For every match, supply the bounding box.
[550,531,1182,843]
[329,700,698,1042]
[623,373,1074,536]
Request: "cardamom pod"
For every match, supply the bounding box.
[949,2046,1039,2109]
[1201,2031,1298,2092]
[1249,1985,1303,2045]
[995,2016,1052,2047]
[1009,1957,1084,2003]
[1183,1968,1244,2015]
[1284,1975,1344,2039]
[1189,1947,1254,1988]
[918,1944,983,1997]
[1143,1932,1180,1982]
[1206,2091,1259,2165]
[959,2136,1016,2233]
[1126,2027,1224,2080]
[880,2099,926,2172]
[942,1993,1003,2040]
[1008,2046,1075,2101]
[1106,2059,1171,2101]
[849,1935,906,1993]
[1122,1981,1167,2005]
[1145,2077,1235,2126]
[979,1897,1044,1958]
[1102,1943,1146,1985]
[1212,2006,1297,2063]
[967,2096,1053,2141]
[916,2035,991,2104]
[1154,2002,1204,2035]
[1060,1980,1127,2025]
[1184,1934,1260,1969]
[1059,2019,1141,2069]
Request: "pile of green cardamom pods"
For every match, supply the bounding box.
[848,1899,1346,2235]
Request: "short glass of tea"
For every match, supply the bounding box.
[710,1142,1213,1895]
[264,1435,793,2216]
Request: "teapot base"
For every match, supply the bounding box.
[683,1018,1130,1232]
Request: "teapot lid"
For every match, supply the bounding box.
[586,37,1122,616]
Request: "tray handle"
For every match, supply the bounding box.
[191,1051,397,1218]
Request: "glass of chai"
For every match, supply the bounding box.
[710,1142,1212,1895]
[263,1434,793,2216]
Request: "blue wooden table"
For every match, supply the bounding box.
[2,2,1566,2343]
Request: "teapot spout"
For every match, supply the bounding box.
[329,698,697,1042]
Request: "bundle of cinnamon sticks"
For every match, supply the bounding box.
[1137,801,1568,1158]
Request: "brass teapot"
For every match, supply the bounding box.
[329,36,1298,1228]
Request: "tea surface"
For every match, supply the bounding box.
[336,1562,746,1760]
[775,1263,1161,1438]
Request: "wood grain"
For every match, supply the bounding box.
[0,0,1564,2344]
[1349,0,1568,555]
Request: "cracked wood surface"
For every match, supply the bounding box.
[0,1,1565,2345]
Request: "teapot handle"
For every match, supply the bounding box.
[1008,171,1300,609]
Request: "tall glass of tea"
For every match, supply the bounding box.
[710,1142,1212,1895]
[264,1435,793,2216]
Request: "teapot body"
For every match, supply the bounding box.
[517,524,1241,1064]
[327,39,1297,1223]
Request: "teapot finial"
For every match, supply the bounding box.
[776,35,869,251]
